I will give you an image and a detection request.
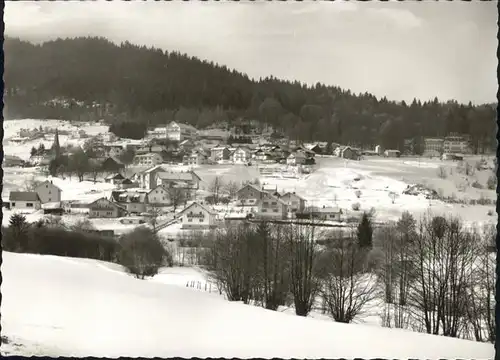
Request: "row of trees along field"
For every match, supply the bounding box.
[4,36,497,152]
[187,212,495,343]
[3,214,172,280]
[3,209,496,343]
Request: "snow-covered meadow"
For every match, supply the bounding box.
[1,251,494,358]
[3,119,109,161]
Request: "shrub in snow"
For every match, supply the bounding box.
[351,202,360,211]
[354,190,362,198]
[471,180,483,189]
[436,166,447,179]
[118,226,171,279]
[487,210,494,216]
[388,191,399,204]
[487,175,496,190]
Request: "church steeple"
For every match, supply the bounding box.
[52,129,61,158]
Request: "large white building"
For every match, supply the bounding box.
[166,121,198,142]
[443,135,470,154]
[423,137,444,156]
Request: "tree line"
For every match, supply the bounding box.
[4,36,497,152]
[3,214,172,280]
[185,211,495,343]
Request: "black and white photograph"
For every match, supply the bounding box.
[1,0,497,358]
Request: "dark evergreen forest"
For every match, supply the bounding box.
[4,36,496,153]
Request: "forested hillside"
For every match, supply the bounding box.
[4,36,496,152]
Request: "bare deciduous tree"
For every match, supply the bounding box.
[320,230,378,323]
[287,223,322,316]
[224,180,240,199]
[167,186,187,212]
[208,176,225,204]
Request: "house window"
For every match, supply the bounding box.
[199,218,203,223]
[273,209,278,212]
[27,203,33,207]
[188,218,193,222]
[49,191,51,194]
[11,203,15,207]
[272,202,277,205]
[262,209,267,212]
[48,198,51,202]
[263,201,268,206]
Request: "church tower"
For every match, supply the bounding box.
[51,128,61,159]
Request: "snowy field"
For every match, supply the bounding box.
[3,119,108,160]
[2,119,495,229]
[2,251,494,359]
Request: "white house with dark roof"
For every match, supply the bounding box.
[176,202,218,229]
[280,192,306,214]
[166,121,198,142]
[155,171,201,189]
[35,180,62,204]
[147,185,171,206]
[9,192,42,210]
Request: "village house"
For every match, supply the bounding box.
[335,146,359,160]
[119,178,138,189]
[166,121,198,142]
[257,191,289,220]
[100,156,125,173]
[147,185,171,206]
[253,149,275,162]
[148,127,167,140]
[183,150,208,166]
[134,165,168,190]
[210,145,231,162]
[179,139,196,153]
[384,149,401,158]
[231,146,251,164]
[133,152,163,167]
[176,202,218,230]
[287,151,307,166]
[35,180,62,204]
[103,145,124,158]
[304,143,323,154]
[104,173,125,185]
[155,171,201,190]
[236,183,264,206]
[305,206,342,221]
[89,197,127,218]
[109,190,149,214]
[279,192,306,214]
[9,192,42,210]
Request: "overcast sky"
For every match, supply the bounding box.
[5,0,497,105]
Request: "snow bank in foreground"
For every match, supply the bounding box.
[2,252,493,358]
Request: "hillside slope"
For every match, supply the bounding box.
[2,252,494,358]
[4,37,496,150]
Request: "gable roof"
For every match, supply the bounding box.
[89,197,127,211]
[157,172,196,182]
[105,173,125,180]
[35,180,62,192]
[9,191,41,202]
[147,185,168,195]
[237,183,262,194]
[144,165,168,174]
[177,202,217,216]
[281,192,306,201]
